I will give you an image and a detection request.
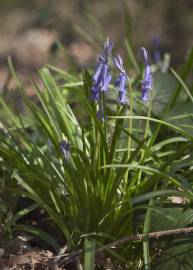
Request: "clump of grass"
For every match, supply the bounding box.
[0,39,193,269]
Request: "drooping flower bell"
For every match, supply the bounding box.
[91,38,113,101]
[114,54,127,104]
[140,47,153,102]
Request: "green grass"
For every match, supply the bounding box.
[0,39,193,269]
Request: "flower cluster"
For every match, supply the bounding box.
[140,47,153,102]
[91,38,113,101]
[59,42,153,154]
[91,38,129,107]
[90,39,153,107]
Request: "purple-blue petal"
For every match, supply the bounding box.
[91,85,100,100]
[114,54,128,105]
[144,65,151,80]
[93,64,103,82]
[140,47,153,102]
[143,65,153,90]
[141,75,152,101]
[90,38,113,101]
[101,73,112,91]
[119,74,126,93]
[115,75,121,87]
[118,91,127,104]
[141,88,149,102]
[102,64,108,83]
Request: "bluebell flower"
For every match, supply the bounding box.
[60,140,70,159]
[140,47,153,102]
[114,54,127,104]
[91,38,113,101]
[152,36,161,64]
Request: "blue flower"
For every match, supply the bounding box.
[91,38,113,101]
[152,36,161,64]
[114,54,127,104]
[140,47,153,102]
[60,140,70,159]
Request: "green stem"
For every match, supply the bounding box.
[128,79,133,160]
[137,92,153,184]
[125,79,134,235]
[101,92,107,177]
[92,101,99,171]
[143,183,158,270]
[125,78,133,185]
[143,199,154,270]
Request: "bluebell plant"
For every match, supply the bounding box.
[140,47,153,102]
[91,38,113,101]
[114,54,127,104]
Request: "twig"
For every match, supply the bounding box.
[58,226,193,265]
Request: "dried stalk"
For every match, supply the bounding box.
[58,226,193,265]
